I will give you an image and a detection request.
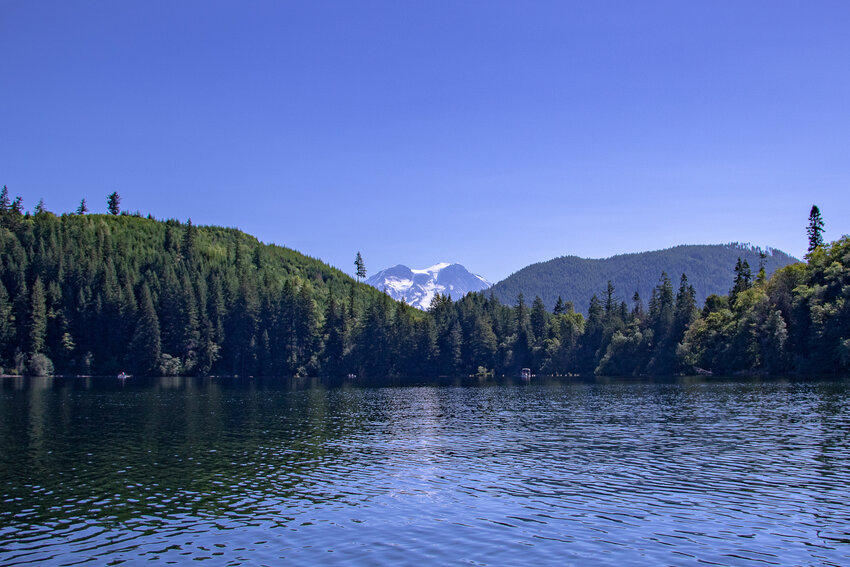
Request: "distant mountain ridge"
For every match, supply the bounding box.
[490,244,799,313]
[366,263,491,310]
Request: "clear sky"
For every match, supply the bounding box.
[2,1,849,282]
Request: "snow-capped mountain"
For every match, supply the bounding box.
[365,263,492,310]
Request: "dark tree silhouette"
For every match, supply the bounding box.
[807,205,824,252]
[107,192,121,215]
[355,251,366,281]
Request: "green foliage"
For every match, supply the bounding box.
[0,281,13,356]
[681,236,850,375]
[25,353,53,376]
[128,284,161,374]
[355,251,366,281]
[0,198,844,379]
[731,257,753,300]
[107,192,120,215]
[807,205,824,253]
[28,277,46,354]
[0,212,402,376]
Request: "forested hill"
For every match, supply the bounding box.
[0,209,410,377]
[491,244,799,313]
[2,198,846,379]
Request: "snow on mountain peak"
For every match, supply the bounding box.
[365,263,492,310]
[411,262,452,275]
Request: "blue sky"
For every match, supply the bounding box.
[2,1,849,282]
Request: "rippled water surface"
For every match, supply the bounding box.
[1,376,849,566]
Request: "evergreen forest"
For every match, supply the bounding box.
[1,192,848,378]
[490,244,798,313]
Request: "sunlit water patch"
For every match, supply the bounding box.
[1,376,849,565]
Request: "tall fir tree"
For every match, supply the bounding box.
[807,205,824,252]
[354,251,366,281]
[632,291,645,321]
[183,218,198,259]
[673,273,698,344]
[129,284,162,375]
[604,281,617,314]
[321,295,347,376]
[756,251,767,286]
[553,296,565,315]
[0,281,13,364]
[731,258,753,300]
[530,295,548,343]
[107,192,121,215]
[28,278,47,355]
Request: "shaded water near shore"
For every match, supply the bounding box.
[1,375,849,565]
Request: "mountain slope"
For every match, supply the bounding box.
[490,244,799,313]
[0,211,408,377]
[366,263,491,309]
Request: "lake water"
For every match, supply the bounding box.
[1,376,849,566]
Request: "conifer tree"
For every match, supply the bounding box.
[357,295,394,376]
[0,281,13,363]
[197,320,220,377]
[604,281,616,314]
[673,273,697,339]
[530,296,547,343]
[293,282,319,374]
[129,284,161,375]
[807,205,824,252]
[179,272,201,372]
[348,283,356,320]
[226,278,260,376]
[648,272,674,346]
[0,186,9,211]
[731,258,752,299]
[207,277,226,346]
[76,199,88,215]
[107,192,121,215]
[28,278,47,354]
[183,218,198,257]
[415,316,440,374]
[576,294,604,372]
[756,251,767,286]
[354,251,366,281]
[632,291,645,320]
[470,317,498,372]
[321,295,347,376]
[553,296,565,315]
[514,293,528,328]
[447,321,463,373]
[587,294,603,329]
[642,272,676,374]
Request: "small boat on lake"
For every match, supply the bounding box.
[521,368,532,380]
[117,372,130,380]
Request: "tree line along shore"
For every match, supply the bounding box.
[0,191,846,378]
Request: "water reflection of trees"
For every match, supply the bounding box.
[3,376,849,548]
[0,377,372,528]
